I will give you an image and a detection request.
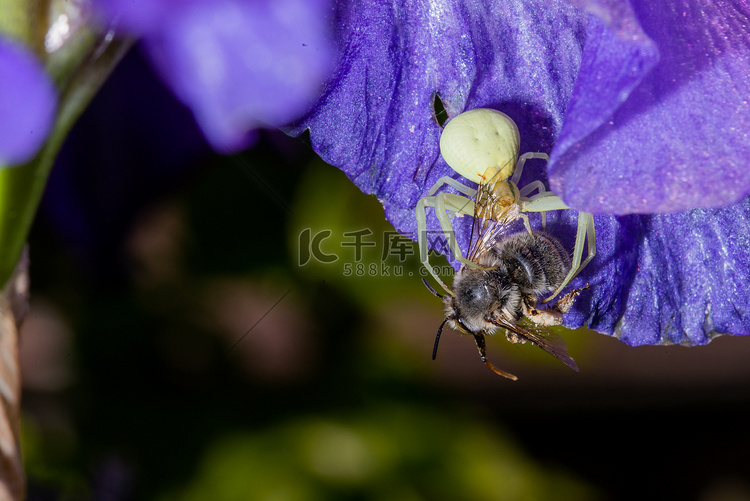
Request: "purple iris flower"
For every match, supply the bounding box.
[93,0,336,152]
[88,0,750,345]
[286,0,750,346]
[0,36,56,165]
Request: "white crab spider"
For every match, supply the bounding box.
[416,108,596,302]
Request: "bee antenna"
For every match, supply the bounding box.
[422,278,443,299]
[472,332,518,381]
[432,318,447,360]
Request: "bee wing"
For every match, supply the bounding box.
[488,316,579,372]
[466,158,521,263]
[467,213,515,262]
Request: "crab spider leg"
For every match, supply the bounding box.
[510,152,549,186]
[416,196,452,295]
[519,180,548,229]
[520,192,570,213]
[428,176,477,198]
[434,193,476,266]
[422,175,478,258]
[519,180,546,198]
[543,212,596,303]
[517,194,596,302]
[518,213,533,235]
[415,191,476,295]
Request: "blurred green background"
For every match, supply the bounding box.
[17,51,750,501]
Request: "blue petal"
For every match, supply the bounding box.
[93,0,176,34]
[291,0,750,345]
[94,0,336,151]
[566,199,750,345]
[0,37,57,166]
[290,0,587,233]
[550,0,750,213]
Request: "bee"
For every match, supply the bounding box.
[424,231,586,380]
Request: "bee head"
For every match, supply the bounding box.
[446,266,522,334]
[442,293,470,333]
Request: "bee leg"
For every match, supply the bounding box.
[519,295,563,327]
[553,285,589,314]
[523,305,563,327]
[504,330,527,345]
[472,332,518,380]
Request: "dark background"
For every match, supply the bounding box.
[19,48,750,501]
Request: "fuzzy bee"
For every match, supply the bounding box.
[424,231,585,380]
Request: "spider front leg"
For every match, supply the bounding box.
[415,177,477,294]
[544,211,596,303]
[520,194,596,303]
[427,175,477,198]
[519,180,548,230]
[510,152,549,186]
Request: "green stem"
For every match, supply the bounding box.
[0,34,132,287]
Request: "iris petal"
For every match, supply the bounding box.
[551,0,750,214]
[290,0,587,235]
[0,37,57,166]
[567,201,750,345]
[91,0,750,344]
[94,0,335,151]
[292,0,750,345]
